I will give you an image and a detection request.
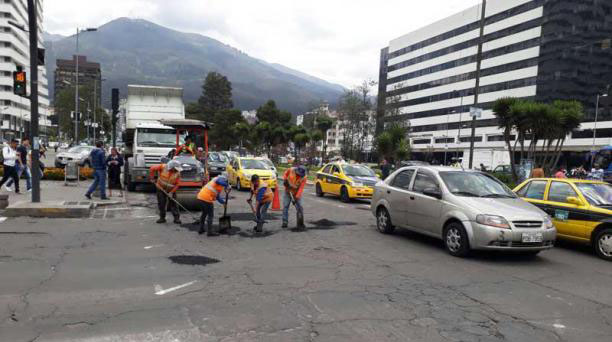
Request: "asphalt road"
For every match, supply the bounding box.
[1,187,611,341]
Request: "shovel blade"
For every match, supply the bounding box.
[219,216,232,231]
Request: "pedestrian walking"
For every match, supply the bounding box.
[380,159,391,180]
[5,138,31,192]
[530,166,545,178]
[85,141,109,200]
[106,147,124,198]
[149,160,183,224]
[0,139,20,194]
[555,168,567,179]
[282,165,307,228]
[247,174,274,233]
[40,144,47,159]
[197,176,230,236]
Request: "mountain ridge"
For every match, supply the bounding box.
[44,17,345,113]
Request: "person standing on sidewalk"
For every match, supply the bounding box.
[0,139,20,194]
[282,165,307,228]
[6,138,32,192]
[247,174,273,233]
[149,160,183,224]
[85,141,109,200]
[106,147,124,198]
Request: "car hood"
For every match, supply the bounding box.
[349,176,379,186]
[242,169,275,177]
[208,161,226,167]
[456,197,546,221]
[57,152,85,158]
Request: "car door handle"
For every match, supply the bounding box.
[410,196,415,200]
[387,190,391,194]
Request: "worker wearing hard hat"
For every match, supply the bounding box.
[197,176,230,236]
[247,174,274,233]
[282,165,307,228]
[149,160,183,224]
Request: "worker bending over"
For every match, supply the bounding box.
[247,175,274,233]
[282,165,307,228]
[149,160,183,224]
[197,176,230,236]
[175,136,195,156]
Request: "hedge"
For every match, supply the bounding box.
[0,166,95,181]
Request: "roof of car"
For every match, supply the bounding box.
[526,178,608,184]
[401,165,479,173]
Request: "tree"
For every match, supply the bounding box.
[232,122,251,152]
[55,84,104,142]
[337,80,375,162]
[210,109,246,150]
[493,97,520,181]
[198,72,233,122]
[375,122,409,164]
[254,100,293,158]
[185,102,203,120]
[315,115,334,161]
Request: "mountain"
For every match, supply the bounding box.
[43,18,346,113]
[43,32,65,42]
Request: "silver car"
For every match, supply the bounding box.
[371,166,556,257]
[54,146,95,168]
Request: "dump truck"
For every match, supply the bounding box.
[122,85,185,191]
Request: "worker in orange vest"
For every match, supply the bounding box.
[175,136,195,156]
[197,176,230,236]
[282,165,307,228]
[149,160,183,224]
[247,174,274,233]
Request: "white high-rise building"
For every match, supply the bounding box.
[0,0,51,141]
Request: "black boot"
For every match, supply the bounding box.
[156,217,166,224]
[173,217,182,225]
[198,221,205,235]
[207,223,219,236]
[255,222,263,233]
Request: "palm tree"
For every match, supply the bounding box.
[315,115,334,162]
[493,98,519,181]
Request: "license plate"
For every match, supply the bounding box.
[522,232,543,243]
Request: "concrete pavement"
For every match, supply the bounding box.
[0,188,611,341]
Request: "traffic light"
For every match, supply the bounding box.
[13,67,26,97]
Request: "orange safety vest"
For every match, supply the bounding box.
[198,177,225,203]
[252,181,274,203]
[157,168,180,193]
[283,168,306,199]
[176,144,194,156]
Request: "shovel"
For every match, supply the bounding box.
[219,191,231,232]
[289,191,305,229]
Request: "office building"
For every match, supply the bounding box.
[0,0,51,140]
[54,55,101,105]
[378,0,612,167]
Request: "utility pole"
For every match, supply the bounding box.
[74,29,79,143]
[468,0,487,169]
[27,0,40,202]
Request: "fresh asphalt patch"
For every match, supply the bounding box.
[238,229,279,238]
[168,255,220,266]
[226,212,281,221]
[290,219,357,232]
[178,222,242,236]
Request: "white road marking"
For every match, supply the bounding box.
[154,280,198,295]
[0,217,7,223]
[553,323,566,329]
[144,244,164,250]
[103,209,108,219]
[135,215,158,219]
[306,295,323,313]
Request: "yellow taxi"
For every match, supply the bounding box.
[513,178,612,261]
[226,157,277,190]
[315,163,379,202]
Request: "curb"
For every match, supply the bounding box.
[4,201,92,218]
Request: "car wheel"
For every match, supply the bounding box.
[444,222,470,257]
[594,228,612,261]
[340,186,350,203]
[236,178,242,191]
[376,207,395,234]
[316,183,324,197]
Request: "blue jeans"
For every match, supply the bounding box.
[7,164,31,190]
[87,169,107,198]
[257,201,271,223]
[282,190,303,223]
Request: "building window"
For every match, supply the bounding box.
[459,136,483,143]
[487,135,515,142]
[413,139,431,145]
[435,138,455,144]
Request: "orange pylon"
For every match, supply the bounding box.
[272,186,281,211]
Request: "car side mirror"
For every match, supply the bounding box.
[566,196,584,206]
[333,172,341,177]
[423,187,442,199]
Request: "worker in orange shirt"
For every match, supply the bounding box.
[175,136,195,156]
[149,160,183,224]
[197,176,230,236]
[282,165,307,228]
[247,174,274,233]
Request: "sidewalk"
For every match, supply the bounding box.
[1,179,125,218]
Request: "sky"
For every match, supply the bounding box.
[44,0,481,89]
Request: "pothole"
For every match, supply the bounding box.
[168,255,220,266]
[238,230,278,238]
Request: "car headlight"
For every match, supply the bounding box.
[242,173,252,180]
[476,214,510,229]
[543,215,554,229]
[351,182,364,187]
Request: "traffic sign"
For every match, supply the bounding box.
[470,107,482,118]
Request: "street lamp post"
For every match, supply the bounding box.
[74,27,97,143]
[591,92,609,168]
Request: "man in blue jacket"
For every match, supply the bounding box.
[85,141,109,200]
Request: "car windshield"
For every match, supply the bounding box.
[137,128,181,147]
[241,159,268,170]
[343,165,376,177]
[208,153,227,162]
[577,183,612,207]
[440,172,516,198]
[260,159,274,169]
[67,147,84,153]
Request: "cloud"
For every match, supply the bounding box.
[44,0,482,89]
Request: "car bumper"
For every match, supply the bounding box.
[347,186,374,199]
[466,221,556,251]
[240,178,277,189]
